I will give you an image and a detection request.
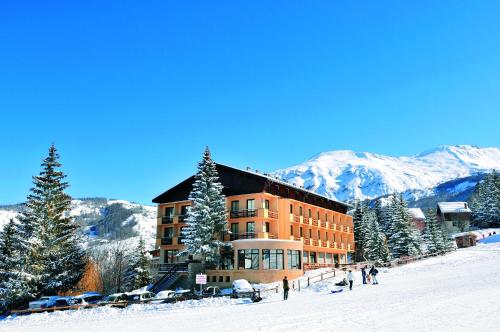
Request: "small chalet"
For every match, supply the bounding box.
[437,202,472,233]
[408,208,426,231]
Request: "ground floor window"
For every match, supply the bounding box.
[303,251,308,264]
[318,252,325,264]
[287,250,301,269]
[238,249,259,269]
[164,249,178,263]
[262,249,284,270]
[326,253,333,264]
[334,254,339,265]
[309,251,317,264]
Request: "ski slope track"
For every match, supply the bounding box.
[3,243,500,331]
[275,145,500,202]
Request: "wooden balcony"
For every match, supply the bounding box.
[161,216,174,224]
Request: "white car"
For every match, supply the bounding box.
[152,290,176,304]
[28,296,62,310]
[231,279,256,299]
[125,291,155,303]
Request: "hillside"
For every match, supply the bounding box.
[0,198,157,249]
[275,145,500,203]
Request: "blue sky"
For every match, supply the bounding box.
[1,1,499,205]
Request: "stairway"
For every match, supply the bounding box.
[149,263,189,294]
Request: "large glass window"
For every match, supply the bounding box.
[231,201,239,211]
[289,204,293,214]
[164,227,173,238]
[319,252,325,264]
[164,250,178,263]
[231,223,239,234]
[326,253,333,264]
[309,252,317,264]
[264,199,270,209]
[299,207,303,216]
[180,205,188,215]
[263,222,270,233]
[165,207,174,217]
[238,249,259,269]
[246,222,255,233]
[262,249,284,270]
[287,250,301,269]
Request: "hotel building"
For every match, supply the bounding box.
[152,163,354,286]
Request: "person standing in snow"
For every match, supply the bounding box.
[361,266,367,284]
[283,276,290,300]
[347,270,354,290]
[369,266,379,285]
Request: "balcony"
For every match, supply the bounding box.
[303,238,311,246]
[161,237,173,245]
[311,219,318,227]
[178,215,187,223]
[230,209,257,219]
[321,221,327,228]
[162,216,174,224]
[230,232,256,240]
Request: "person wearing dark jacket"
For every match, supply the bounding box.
[369,266,379,285]
[361,266,367,284]
[283,276,290,300]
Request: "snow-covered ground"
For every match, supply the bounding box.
[3,242,500,332]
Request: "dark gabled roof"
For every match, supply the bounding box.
[152,163,350,214]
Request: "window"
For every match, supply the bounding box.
[318,230,320,239]
[238,249,259,269]
[308,209,312,218]
[246,199,255,210]
[309,229,312,238]
[325,233,328,241]
[219,276,223,282]
[225,276,230,282]
[231,223,239,235]
[303,251,308,263]
[287,250,301,269]
[290,226,293,237]
[231,201,239,211]
[246,222,255,233]
[180,205,188,215]
[263,222,270,232]
[290,204,293,214]
[309,252,317,264]
[317,211,320,219]
[300,227,303,237]
[319,252,325,264]
[212,276,217,282]
[325,213,328,221]
[164,250,178,263]
[164,227,173,238]
[264,199,270,209]
[262,249,284,270]
[165,207,174,217]
[326,253,333,264]
[299,207,303,216]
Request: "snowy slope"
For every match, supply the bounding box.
[0,198,157,249]
[3,243,500,331]
[275,145,500,202]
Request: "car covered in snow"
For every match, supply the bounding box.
[231,279,256,299]
[172,289,200,301]
[28,296,63,310]
[125,291,155,303]
[202,286,222,297]
[72,292,104,305]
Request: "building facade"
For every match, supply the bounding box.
[153,164,355,286]
[437,202,471,234]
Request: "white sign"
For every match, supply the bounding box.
[196,274,207,285]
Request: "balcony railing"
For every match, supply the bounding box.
[230,232,256,240]
[321,221,327,228]
[294,215,301,223]
[230,209,257,218]
[304,238,311,245]
[267,210,279,219]
[312,219,318,226]
[161,237,173,245]
[162,216,174,224]
[178,215,187,223]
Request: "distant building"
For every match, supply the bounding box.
[437,202,471,233]
[453,233,477,248]
[408,208,426,231]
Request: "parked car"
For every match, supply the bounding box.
[73,292,103,305]
[173,290,199,301]
[152,290,176,304]
[100,293,128,307]
[231,279,256,299]
[125,291,155,304]
[203,286,222,297]
[28,296,62,310]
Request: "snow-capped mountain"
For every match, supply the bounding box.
[0,198,157,249]
[274,145,500,203]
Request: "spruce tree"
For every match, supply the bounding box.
[387,195,422,258]
[470,170,500,228]
[352,201,366,261]
[181,147,228,266]
[16,144,86,297]
[364,211,390,262]
[124,238,152,291]
[422,214,445,255]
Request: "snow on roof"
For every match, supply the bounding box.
[408,208,426,220]
[438,202,472,213]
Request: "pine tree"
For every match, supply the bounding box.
[181,147,228,266]
[124,238,152,291]
[0,219,17,284]
[364,211,390,262]
[422,214,445,254]
[16,144,86,297]
[470,170,500,228]
[352,201,367,261]
[387,195,422,258]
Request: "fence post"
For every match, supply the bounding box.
[276,285,278,293]
[298,279,301,291]
[292,281,295,290]
[307,277,310,287]
[321,273,323,281]
[334,269,336,277]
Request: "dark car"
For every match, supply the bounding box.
[73,292,104,305]
[173,290,200,302]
